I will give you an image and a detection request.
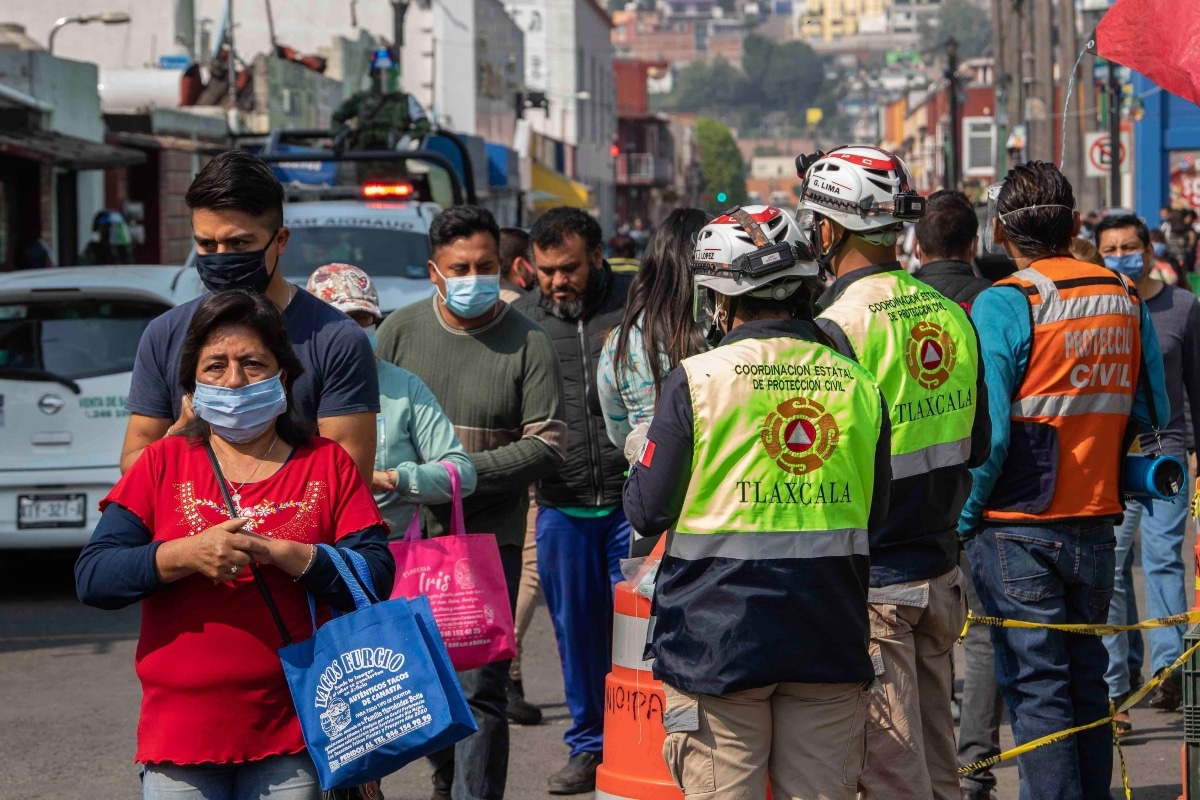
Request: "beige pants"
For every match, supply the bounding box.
[509,489,542,682]
[662,681,869,800]
[859,566,967,800]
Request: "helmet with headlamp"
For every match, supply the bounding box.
[691,205,821,344]
[794,146,925,262]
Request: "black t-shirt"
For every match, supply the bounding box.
[126,286,380,429]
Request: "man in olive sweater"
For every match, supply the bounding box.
[376,205,566,800]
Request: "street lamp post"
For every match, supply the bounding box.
[48,12,131,54]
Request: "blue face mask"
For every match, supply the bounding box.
[1104,252,1146,281]
[432,264,501,319]
[192,374,288,444]
[363,325,378,350]
[1154,242,1168,259]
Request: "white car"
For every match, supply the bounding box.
[0,266,205,548]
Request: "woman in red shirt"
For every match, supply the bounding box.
[75,289,394,800]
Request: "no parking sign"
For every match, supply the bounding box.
[1085,132,1131,177]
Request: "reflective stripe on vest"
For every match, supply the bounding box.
[984,258,1140,522]
[818,269,980,479]
[668,528,870,561]
[1019,268,1135,325]
[892,436,973,481]
[676,336,883,544]
[1012,392,1133,417]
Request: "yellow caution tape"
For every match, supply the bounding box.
[1191,477,1200,521]
[964,609,1200,637]
[959,637,1200,785]
[1112,701,1131,800]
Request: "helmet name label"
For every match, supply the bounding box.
[735,479,852,505]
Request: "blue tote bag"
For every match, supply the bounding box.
[279,545,478,791]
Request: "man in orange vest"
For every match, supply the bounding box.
[958,161,1169,800]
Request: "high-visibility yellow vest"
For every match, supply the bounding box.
[673,335,883,558]
[819,269,979,481]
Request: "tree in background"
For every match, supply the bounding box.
[658,36,826,134]
[741,35,825,123]
[921,0,992,58]
[695,117,748,209]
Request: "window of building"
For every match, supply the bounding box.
[963,117,996,177]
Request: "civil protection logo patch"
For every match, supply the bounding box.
[905,320,957,390]
[762,397,840,475]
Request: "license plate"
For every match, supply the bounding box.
[17,494,87,529]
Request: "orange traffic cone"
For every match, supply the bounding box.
[595,540,682,800]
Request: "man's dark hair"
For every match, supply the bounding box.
[499,227,531,275]
[429,205,500,254]
[177,289,309,447]
[914,190,978,260]
[609,234,637,259]
[1094,214,1150,250]
[996,161,1077,259]
[185,151,285,230]
[530,207,603,254]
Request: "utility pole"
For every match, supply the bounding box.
[991,0,1010,179]
[226,0,237,132]
[1079,14,1103,211]
[1031,0,1055,163]
[945,37,961,190]
[1056,0,1083,192]
[1108,61,1123,207]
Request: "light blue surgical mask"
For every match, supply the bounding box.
[1154,242,1168,259]
[1104,252,1146,281]
[433,264,501,319]
[192,374,288,444]
[362,324,378,350]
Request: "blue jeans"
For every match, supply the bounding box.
[963,521,1116,800]
[1103,484,1189,696]
[536,505,631,756]
[142,754,319,800]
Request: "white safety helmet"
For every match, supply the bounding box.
[691,205,820,342]
[795,146,924,248]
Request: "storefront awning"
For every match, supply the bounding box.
[0,127,146,169]
[531,162,590,210]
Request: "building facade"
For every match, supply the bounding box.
[506,0,616,232]
[401,0,525,146]
[0,30,143,269]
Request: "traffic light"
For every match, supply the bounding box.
[716,191,728,204]
[610,143,620,158]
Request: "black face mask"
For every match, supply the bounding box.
[195,230,280,294]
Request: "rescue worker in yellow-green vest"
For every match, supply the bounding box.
[798,147,991,800]
[623,205,892,799]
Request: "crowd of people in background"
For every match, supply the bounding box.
[70,145,1200,800]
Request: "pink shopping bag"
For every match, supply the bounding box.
[388,462,518,672]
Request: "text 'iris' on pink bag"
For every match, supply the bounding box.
[388,461,518,673]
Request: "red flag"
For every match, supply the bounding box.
[1096,0,1200,107]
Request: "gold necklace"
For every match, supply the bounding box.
[220,435,279,511]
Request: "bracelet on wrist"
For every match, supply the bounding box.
[294,544,317,581]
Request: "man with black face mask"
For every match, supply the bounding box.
[511,207,633,795]
[120,151,380,482]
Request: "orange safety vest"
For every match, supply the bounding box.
[983,257,1141,522]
